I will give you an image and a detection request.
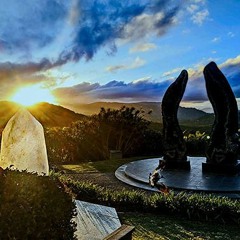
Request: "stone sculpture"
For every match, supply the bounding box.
[161,70,190,169]
[149,160,165,187]
[0,108,49,175]
[202,62,240,173]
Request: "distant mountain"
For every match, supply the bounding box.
[67,101,209,123]
[28,102,86,128]
[0,101,21,128]
[3,101,239,130]
[184,111,240,126]
[0,101,85,129]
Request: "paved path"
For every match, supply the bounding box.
[115,157,240,198]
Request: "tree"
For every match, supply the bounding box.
[91,106,151,157]
[44,106,161,163]
[45,120,106,163]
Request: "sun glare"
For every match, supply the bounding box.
[10,85,56,106]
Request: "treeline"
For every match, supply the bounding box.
[44,106,210,164]
[0,106,212,164]
[45,106,163,163]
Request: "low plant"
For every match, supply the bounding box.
[58,174,240,225]
[184,130,209,155]
[0,170,76,239]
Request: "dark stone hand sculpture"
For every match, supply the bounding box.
[204,62,239,165]
[162,70,188,167]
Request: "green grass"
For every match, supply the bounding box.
[121,213,240,240]
[58,175,240,225]
[60,156,157,173]
[57,157,240,239]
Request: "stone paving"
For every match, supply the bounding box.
[115,157,240,198]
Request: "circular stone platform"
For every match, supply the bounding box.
[115,157,240,198]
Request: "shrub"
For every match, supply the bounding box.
[45,120,107,163]
[184,130,209,155]
[44,107,157,163]
[0,170,76,239]
[58,174,240,225]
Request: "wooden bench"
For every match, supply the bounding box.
[103,224,135,240]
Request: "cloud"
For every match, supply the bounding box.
[211,37,220,43]
[0,0,181,75]
[219,55,240,97]
[106,57,146,73]
[52,54,240,109]
[184,55,240,101]
[191,9,209,25]
[0,58,68,98]
[59,0,181,63]
[105,65,126,73]
[0,0,67,53]
[54,78,172,104]
[2,53,239,108]
[132,76,152,84]
[55,82,100,95]
[228,32,235,38]
[121,11,178,42]
[187,4,200,14]
[193,0,206,3]
[220,55,240,67]
[129,43,157,53]
[186,0,209,26]
[0,0,184,100]
[0,58,69,82]
[162,68,183,78]
[95,80,168,101]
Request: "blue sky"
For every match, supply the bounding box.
[0,0,240,112]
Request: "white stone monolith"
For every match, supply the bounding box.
[0,108,49,175]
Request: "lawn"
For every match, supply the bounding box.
[60,156,156,173]
[121,213,240,240]
[59,157,240,240]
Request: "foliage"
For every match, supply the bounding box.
[184,130,210,155]
[58,174,240,225]
[0,170,76,239]
[140,128,163,156]
[91,106,152,157]
[43,107,215,163]
[45,120,104,163]
[45,106,160,163]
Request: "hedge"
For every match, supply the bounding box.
[0,170,76,239]
[58,174,240,225]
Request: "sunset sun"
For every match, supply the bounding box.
[10,85,56,106]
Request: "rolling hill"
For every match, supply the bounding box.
[0,101,21,128]
[0,101,85,129]
[3,101,239,131]
[28,102,86,127]
[67,101,209,123]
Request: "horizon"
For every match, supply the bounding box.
[0,99,213,115]
[0,0,239,113]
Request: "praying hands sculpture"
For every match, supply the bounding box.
[161,70,190,169]
[202,62,240,173]
[161,61,240,174]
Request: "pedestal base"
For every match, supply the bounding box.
[202,161,240,175]
[165,160,191,170]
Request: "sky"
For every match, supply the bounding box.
[0,0,240,113]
